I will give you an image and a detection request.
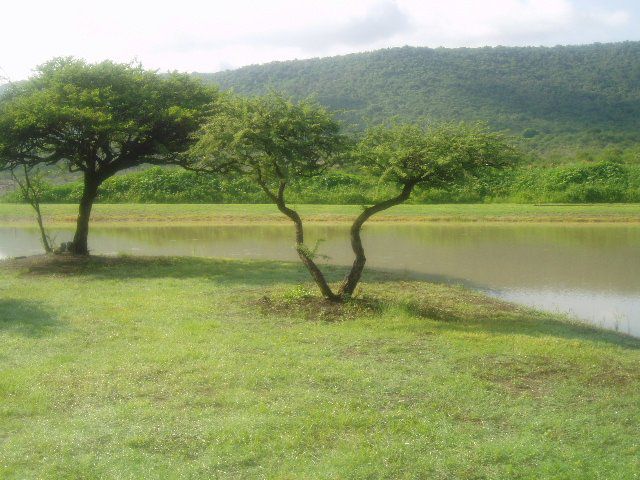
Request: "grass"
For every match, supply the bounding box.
[1,255,638,479]
[1,203,640,226]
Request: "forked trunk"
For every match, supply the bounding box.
[262,180,340,301]
[287,205,340,301]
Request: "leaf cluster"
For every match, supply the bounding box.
[354,123,519,188]
[188,92,347,193]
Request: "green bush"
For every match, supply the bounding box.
[2,161,639,205]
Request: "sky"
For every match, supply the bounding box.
[1,0,639,82]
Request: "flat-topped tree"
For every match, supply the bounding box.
[188,92,347,299]
[338,123,518,298]
[0,58,216,255]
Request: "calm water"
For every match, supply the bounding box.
[2,223,639,336]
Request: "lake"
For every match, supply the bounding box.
[2,223,639,336]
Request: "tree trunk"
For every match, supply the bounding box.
[12,166,52,254]
[338,181,416,298]
[261,179,339,301]
[34,203,52,254]
[71,172,100,255]
[282,201,339,301]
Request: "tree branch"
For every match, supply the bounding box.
[338,179,417,297]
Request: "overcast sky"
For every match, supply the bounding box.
[1,0,639,81]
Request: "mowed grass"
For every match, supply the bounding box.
[1,202,640,226]
[1,256,639,479]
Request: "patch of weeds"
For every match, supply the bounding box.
[281,284,316,302]
[473,354,575,396]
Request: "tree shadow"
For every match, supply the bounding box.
[0,299,60,337]
[8,255,347,286]
[5,255,638,349]
[367,282,640,350]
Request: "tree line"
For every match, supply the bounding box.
[5,159,638,205]
[0,59,516,301]
[205,42,640,154]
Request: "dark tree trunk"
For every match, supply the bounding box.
[338,181,416,298]
[71,172,100,255]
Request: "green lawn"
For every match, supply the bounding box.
[1,203,640,226]
[1,256,638,479]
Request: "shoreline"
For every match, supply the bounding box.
[2,202,640,225]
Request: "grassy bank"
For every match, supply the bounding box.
[2,203,640,226]
[1,255,639,479]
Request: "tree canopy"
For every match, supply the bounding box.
[356,123,518,189]
[188,92,346,188]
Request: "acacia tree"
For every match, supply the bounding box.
[339,123,518,297]
[0,58,216,254]
[188,93,347,298]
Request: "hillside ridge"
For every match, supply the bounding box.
[198,42,640,152]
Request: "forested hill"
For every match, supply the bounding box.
[200,42,640,153]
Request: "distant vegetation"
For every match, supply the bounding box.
[5,159,639,205]
[203,42,640,155]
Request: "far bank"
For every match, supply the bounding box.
[1,203,640,226]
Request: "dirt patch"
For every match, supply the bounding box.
[474,354,575,397]
[253,294,382,322]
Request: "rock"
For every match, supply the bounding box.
[54,242,74,254]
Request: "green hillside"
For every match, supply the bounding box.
[201,42,640,154]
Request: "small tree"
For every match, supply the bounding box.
[0,58,216,255]
[338,123,518,297]
[188,93,347,299]
[9,165,54,253]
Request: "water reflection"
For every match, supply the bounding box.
[2,223,639,336]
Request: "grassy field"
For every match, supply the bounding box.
[1,255,639,479]
[1,203,640,226]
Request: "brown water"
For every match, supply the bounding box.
[2,224,639,336]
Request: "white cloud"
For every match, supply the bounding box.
[0,0,636,81]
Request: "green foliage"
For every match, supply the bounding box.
[189,92,346,197]
[201,42,640,153]
[509,161,640,203]
[355,123,518,191]
[0,57,216,178]
[3,160,640,204]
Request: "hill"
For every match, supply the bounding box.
[201,42,640,154]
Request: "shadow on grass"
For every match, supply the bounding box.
[369,283,640,350]
[0,299,59,337]
[7,254,348,286]
[4,255,639,349]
